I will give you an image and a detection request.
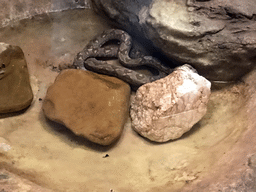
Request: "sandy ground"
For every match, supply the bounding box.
[0,9,253,192]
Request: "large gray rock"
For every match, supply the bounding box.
[91,0,256,84]
[130,64,211,142]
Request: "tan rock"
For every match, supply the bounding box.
[0,42,33,113]
[42,69,131,146]
[130,64,211,142]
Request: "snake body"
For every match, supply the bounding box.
[72,29,173,88]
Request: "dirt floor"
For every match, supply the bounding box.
[0,8,255,192]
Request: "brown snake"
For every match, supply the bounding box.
[69,29,173,89]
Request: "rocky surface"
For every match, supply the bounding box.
[130,64,211,142]
[42,69,130,146]
[0,0,90,28]
[0,42,33,113]
[0,137,11,152]
[249,153,256,171]
[0,169,53,192]
[91,0,256,85]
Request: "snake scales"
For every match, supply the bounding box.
[66,29,173,89]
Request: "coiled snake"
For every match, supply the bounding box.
[66,29,173,89]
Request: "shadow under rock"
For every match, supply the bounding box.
[178,122,203,140]
[133,121,204,146]
[0,105,32,119]
[40,111,119,152]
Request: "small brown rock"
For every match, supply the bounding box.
[0,42,33,113]
[42,69,131,146]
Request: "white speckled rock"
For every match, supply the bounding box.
[130,64,211,142]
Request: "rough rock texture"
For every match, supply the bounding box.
[91,0,256,84]
[0,42,33,113]
[249,153,256,171]
[0,0,90,28]
[42,69,130,146]
[130,64,211,142]
[0,137,11,152]
[176,69,256,192]
[0,169,53,192]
